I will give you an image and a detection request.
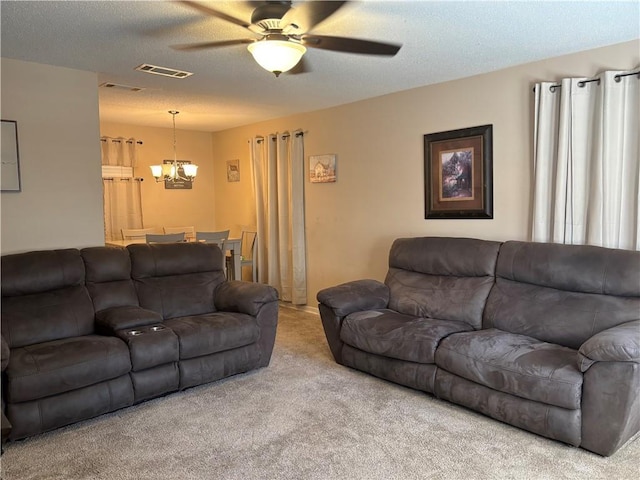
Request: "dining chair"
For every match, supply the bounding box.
[145,233,186,243]
[163,226,195,241]
[121,227,159,240]
[195,230,230,246]
[226,230,257,282]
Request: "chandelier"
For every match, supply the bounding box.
[150,110,198,183]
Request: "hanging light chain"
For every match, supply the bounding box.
[170,110,179,177]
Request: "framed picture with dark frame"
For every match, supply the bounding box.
[424,124,493,219]
[1,119,21,192]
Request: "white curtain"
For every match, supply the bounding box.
[532,69,640,250]
[251,131,307,304]
[100,137,138,166]
[101,137,143,240]
[103,178,144,241]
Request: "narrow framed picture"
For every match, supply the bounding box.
[309,154,336,183]
[424,124,493,219]
[227,159,240,182]
[1,119,21,192]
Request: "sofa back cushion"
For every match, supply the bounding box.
[1,249,94,348]
[82,246,139,312]
[128,242,226,319]
[385,237,501,329]
[484,241,640,349]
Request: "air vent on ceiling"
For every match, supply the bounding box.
[135,64,194,79]
[99,82,145,92]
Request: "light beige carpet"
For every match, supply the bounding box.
[1,306,639,480]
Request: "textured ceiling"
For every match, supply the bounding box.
[1,1,638,132]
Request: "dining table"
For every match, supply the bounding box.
[105,237,243,281]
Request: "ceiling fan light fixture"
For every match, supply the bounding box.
[247,40,306,77]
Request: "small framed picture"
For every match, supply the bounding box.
[227,159,240,182]
[1,120,21,192]
[309,154,336,183]
[424,125,493,219]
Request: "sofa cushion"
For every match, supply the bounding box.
[495,241,640,297]
[134,273,221,319]
[341,309,473,364]
[129,243,226,319]
[484,280,640,351]
[1,286,95,349]
[165,313,259,360]
[1,249,95,348]
[388,237,501,277]
[1,249,84,297]
[484,241,640,349]
[128,242,224,278]
[385,237,501,329]
[6,335,131,403]
[435,329,582,410]
[82,246,139,312]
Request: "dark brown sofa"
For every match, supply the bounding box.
[1,242,278,442]
[317,237,640,456]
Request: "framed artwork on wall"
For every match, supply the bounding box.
[1,119,21,192]
[424,124,493,219]
[227,159,240,182]
[309,154,336,183]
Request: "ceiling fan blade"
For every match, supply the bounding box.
[171,39,255,51]
[281,1,348,34]
[301,35,401,56]
[179,1,252,30]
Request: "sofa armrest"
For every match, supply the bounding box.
[1,335,9,372]
[1,334,11,445]
[95,306,164,335]
[214,281,279,317]
[578,319,640,372]
[317,279,389,317]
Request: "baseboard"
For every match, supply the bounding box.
[278,301,319,316]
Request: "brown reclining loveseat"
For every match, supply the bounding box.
[317,237,640,456]
[1,242,278,442]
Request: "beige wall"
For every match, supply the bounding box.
[1,41,637,298]
[99,122,217,234]
[1,58,104,254]
[211,40,640,301]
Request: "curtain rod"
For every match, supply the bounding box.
[533,69,639,93]
[100,138,144,145]
[273,132,304,141]
[249,132,304,144]
[103,177,144,181]
[614,70,640,81]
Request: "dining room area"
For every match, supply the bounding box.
[98,103,309,308]
[105,226,256,283]
[100,116,259,283]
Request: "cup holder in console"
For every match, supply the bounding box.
[151,325,166,332]
[128,330,143,336]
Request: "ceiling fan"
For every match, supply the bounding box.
[172,1,402,77]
